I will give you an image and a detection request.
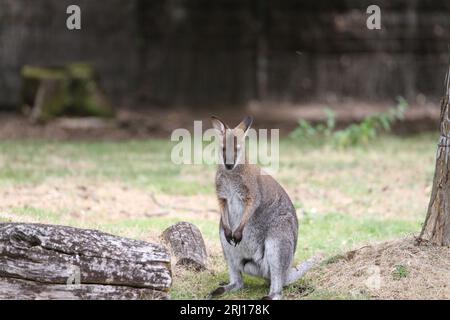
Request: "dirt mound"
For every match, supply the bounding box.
[311,237,450,299]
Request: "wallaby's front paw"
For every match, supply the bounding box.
[232,229,243,245]
[223,227,234,245]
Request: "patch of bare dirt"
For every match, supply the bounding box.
[0,180,219,223]
[311,237,450,299]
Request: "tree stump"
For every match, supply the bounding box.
[419,60,450,246]
[0,223,172,299]
[21,63,114,122]
[162,222,208,271]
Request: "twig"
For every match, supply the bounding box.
[144,210,170,217]
[149,192,218,214]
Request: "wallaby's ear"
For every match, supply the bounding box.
[211,116,227,135]
[236,116,253,134]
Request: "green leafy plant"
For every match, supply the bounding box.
[290,97,408,147]
[290,107,336,140]
[392,264,409,280]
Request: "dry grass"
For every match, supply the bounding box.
[310,237,450,299]
[0,179,218,223]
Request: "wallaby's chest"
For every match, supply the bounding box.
[217,177,246,230]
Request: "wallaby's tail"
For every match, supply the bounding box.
[285,256,321,286]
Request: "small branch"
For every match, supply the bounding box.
[144,210,169,218]
[149,192,218,214]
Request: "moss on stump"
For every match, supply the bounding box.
[21,63,114,122]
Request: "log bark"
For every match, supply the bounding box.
[0,277,168,300]
[162,222,207,270]
[419,61,450,246]
[0,223,172,299]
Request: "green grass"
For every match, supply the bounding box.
[0,133,437,195]
[0,133,437,299]
[0,139,214,194]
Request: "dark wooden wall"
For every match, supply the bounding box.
[0,0,449,109]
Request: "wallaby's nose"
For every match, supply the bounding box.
[225,164,234,170]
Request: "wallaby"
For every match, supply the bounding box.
[208,115,315,300]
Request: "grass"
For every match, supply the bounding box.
[0,133,438,299]
[169,212,418,299]
[0,139,213,194]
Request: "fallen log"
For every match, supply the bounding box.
[0,223,172,300]
[162,222,208,271]
[0,277,168,300]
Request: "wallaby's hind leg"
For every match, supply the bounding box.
[207,262,243,299]
[261,238,294,300]
[262,273,284,300]
[208,251,244,299]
